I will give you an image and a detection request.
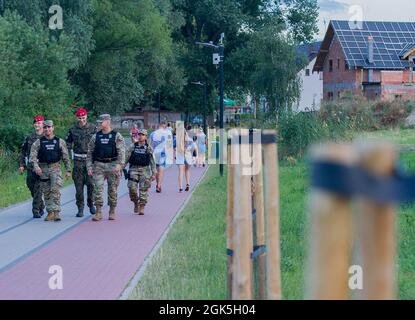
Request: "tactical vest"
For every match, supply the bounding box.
[129,143,151,166]
[38,137,61,164]
[93,130,118,162]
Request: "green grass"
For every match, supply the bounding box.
[361,128,415,146]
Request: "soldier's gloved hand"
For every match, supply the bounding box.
[88,168,93,177]
[65,171,72,179]
[35,167,42,176]
[18,166,25,174]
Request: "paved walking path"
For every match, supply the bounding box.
[0,165,207,300]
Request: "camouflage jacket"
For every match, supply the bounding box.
[66,122,96,159]
[19,132,43,169]
[29,136,71,172]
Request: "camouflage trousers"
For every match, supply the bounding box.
[26,169,45,214]
[127,166,152,205]
[38,163,63,213]
[93,162,121,208]
[73,160,94,209]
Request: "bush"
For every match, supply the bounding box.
[0,125,26,152]
[373,100,412,127]
[0,146,18,173]
[277,110,351,158]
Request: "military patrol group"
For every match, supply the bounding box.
[19,108,156,222]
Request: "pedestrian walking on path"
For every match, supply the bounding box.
[87,114,125,221]
[125,128,156,215]
[149,120,173,193]
[196,127,207,167]
[66,108,97,217]
[176,125,198,192]
[18,115,46,218]
[29,120,72,222]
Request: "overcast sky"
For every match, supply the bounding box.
[316,0,415,39]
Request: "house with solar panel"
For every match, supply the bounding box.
[313,20,415,101]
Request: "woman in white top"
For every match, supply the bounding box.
[176,128,197,192]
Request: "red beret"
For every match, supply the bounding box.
[33,115,44,123]
[75,108,87,117]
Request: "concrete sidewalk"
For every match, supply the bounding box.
[0,165,207,299]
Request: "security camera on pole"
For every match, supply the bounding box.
[196,33,225,176]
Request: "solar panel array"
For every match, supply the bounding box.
[332,20,415,69]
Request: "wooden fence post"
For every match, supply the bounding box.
[252,130,266,300]
[306,143,355,299]
[355,141,397,300]
[226,135,235,300]
[232,129,253,299]
[262,130,281,300]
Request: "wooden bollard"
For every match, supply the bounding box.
[306,143,355,299]
[251,130,266,300]
[208,127,216,164]
[226,137,235,300]
[355,141,397,299]
[262,130,281,300]
[232,129,254,299]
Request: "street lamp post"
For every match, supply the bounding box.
[196,33,225,176]
[191,81,208,134]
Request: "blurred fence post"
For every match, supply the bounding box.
[306,143,355,300]
[355,141,397,300]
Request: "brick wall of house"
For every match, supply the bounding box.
[380,70,415,100]
[323,35,361,100]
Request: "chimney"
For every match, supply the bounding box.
[367,36,374,64]
[367,36,374,82]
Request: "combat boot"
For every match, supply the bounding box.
[76,207,84,218]
[108,206,116,220]
[92,206,102,221]
[138,204,145,216]
[44,212,55,221]
[54,212,61,222]
[89,205,96,215]
[133,201,139,214]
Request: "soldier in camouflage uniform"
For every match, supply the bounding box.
[19,115,46,218]
[125,128,156,215]
[30,120,71,222]
[87,114,125,221]
[66,108,96,217]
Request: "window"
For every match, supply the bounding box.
[338,91,341,99]
[328,92,334,100]
[329,59,333,72]
[305,69,310,76]
[345,61,349,70]
[337,59,340,70]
